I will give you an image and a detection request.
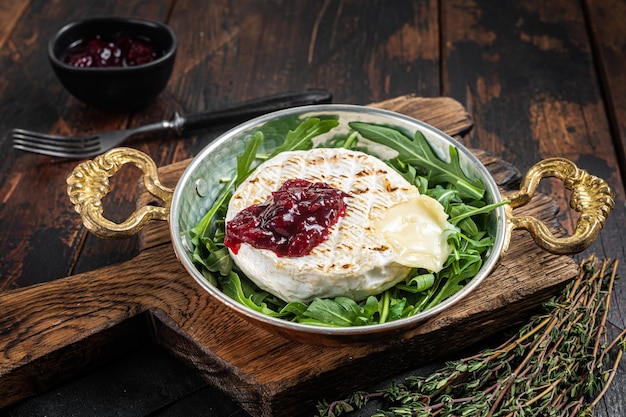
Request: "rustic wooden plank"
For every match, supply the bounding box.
[163,0,440,110]
[441,1,626,416]
[585,0,626,187]
[0,95,581,416]
[582,2,626,415]
[0,1,29,50]
[442,0,625,256]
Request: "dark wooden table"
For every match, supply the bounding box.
[1,1,625,416]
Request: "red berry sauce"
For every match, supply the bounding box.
[63,34,158,68]
[224,179,351,257]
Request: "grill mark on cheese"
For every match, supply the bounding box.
[316,246,332,254]
[351,186,370,194]
[335,241,355,250]
[384,178,399,192]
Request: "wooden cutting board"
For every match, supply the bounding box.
[0,96,579,417]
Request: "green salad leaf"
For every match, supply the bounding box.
[235,131,263,188]
[219,272,288,317]
[269,117,339,157]
[303,297,374,327]
[349,122,485,200]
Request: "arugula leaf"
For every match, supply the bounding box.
[349,122,484,200]
[299,296,378,326]
[426,246,484,309]
[304,298,360,327]
[269,117,339,157]
[279,301,309,317]
[427,185,460,209]
[397,273,435,293]
[192,244,233,275]
[190,178,233,243]
[363,296,380,320]
[387,157,419,186]
[449,200,510,226]
[388,297,407,322]
[419,229,494,310]
[235,131,263,188]
[219,272,289,317]
[378,290,391,323]
[190,133,264,243]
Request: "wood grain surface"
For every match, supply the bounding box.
[1,1,625,416]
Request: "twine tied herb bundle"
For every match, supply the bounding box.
[317,256,625,417]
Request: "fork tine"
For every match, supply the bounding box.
[12,137,101,152]
[12,133,99,149]
[12,142,102,158]
[11,128,103,158]
[11,128,96,142]
[12,135,103,158]
[12,129,98,144]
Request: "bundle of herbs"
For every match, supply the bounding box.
[317,256,625,417]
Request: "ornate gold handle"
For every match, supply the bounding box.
[67,147,173,239]
[504,157,614,255]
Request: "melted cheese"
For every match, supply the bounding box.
[226,147,454,303]
[373,195,453,272]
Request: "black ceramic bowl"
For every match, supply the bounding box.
[48,16,177,111]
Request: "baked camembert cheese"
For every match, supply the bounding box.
[225,147,455,303]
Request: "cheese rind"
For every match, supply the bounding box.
[226,148,453,303]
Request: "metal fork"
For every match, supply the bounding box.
[12,89,332,159]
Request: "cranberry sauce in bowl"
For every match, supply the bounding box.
[61,33,160,68]
[48,16,176,111]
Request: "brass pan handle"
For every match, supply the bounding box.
[67,147,173,239]
[504,157,614,255]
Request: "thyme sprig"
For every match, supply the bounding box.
[317,256,625,417]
